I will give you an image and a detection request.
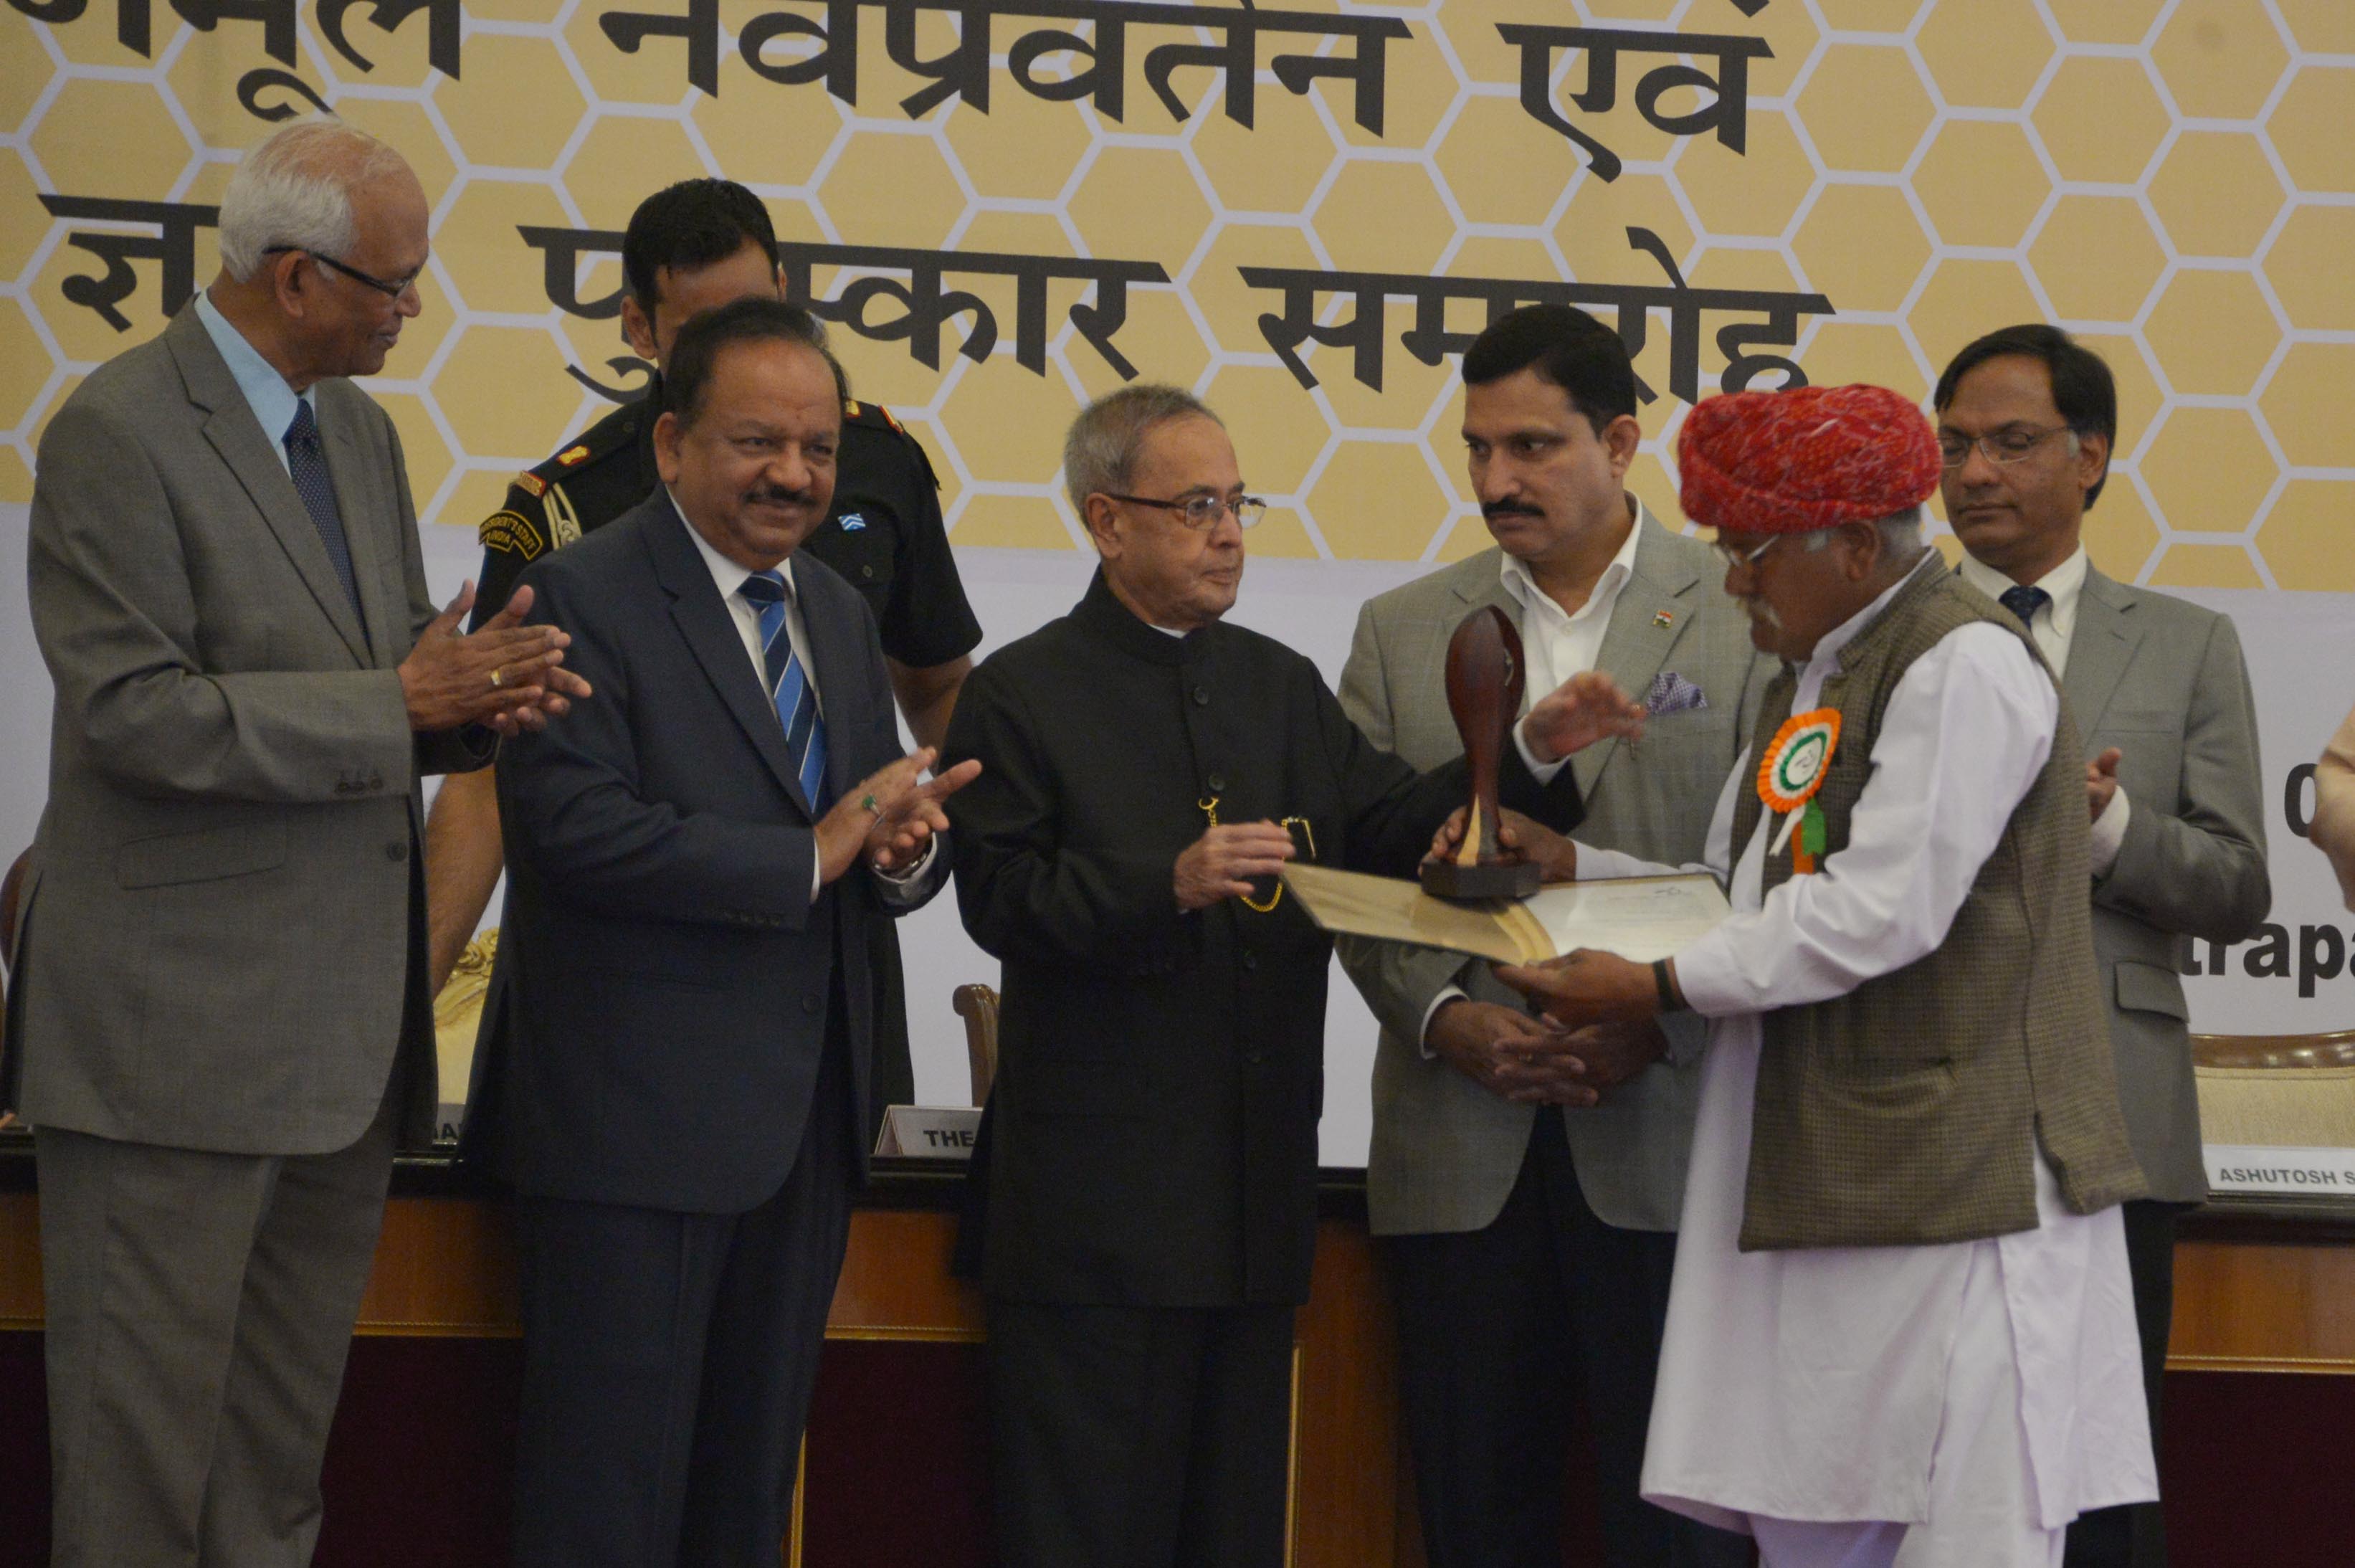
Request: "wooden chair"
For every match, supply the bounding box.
[953,984,999,1107]
[2190,1030,2355,1150]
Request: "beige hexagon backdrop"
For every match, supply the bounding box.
[6,0,2355,1130]
[4,0,2349,581]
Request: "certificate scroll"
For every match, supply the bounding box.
[1283,863,1729,966]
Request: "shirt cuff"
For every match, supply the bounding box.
[1418,985,1470,1060]
[873,835,938,888]
[2090,784,2130,876]
[1514,717,1570,785]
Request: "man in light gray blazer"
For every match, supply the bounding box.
[1936,324,2270,1568]
[5,120,584,1566]
[1338,306,1766,1568]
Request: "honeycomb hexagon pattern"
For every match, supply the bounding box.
[1,0,2346,598]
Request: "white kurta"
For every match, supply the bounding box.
[1576,559,2156,1548]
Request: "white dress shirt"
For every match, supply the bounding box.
[194,288,312,475]
[1578,553,2154,1538]
[673,493,931,894]
[1958,545,2130,873]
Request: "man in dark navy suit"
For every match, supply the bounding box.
[470,297,977,1568]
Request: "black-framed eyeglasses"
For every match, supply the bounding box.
[1937,424,2075,470]
[265,245,422,300]
[1104,492,1267,530]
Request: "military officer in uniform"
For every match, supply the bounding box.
[424,179,981,1123]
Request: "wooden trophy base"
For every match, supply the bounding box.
[1420,857,1542,903]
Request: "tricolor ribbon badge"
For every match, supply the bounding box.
[1757,708,1841,874]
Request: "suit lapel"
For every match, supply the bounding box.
[2064,568,2141,743]
[1577,511,1700,799]
[644,502,817,819]
[168,313,373,667]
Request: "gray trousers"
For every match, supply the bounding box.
[37,1075,399,1568]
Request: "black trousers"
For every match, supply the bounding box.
[987,1298,1295,1568]
[2063,1197,2189,1568]
[1385,1112,1751,1568]
[509,1035,857,1568]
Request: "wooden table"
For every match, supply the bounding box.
[6,1147,2354,1566]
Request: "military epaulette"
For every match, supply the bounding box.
[842,398,906,437]
[522,402,647,485]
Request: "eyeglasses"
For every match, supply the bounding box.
[265,246,422,300]
[1105,492,1267,530]
[1937,424,2076,470]
[1712,534,1787,571]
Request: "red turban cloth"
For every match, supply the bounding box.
[1677,384,1943,536]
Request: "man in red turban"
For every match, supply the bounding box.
[1482,384,2158,1567]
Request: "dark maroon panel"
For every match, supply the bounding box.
[4,1334,2353,1566]
[0,1332,50,1568]
[801,1339,993,1567]
[2162,1371,2355,1568]
[314,1337,525,1568]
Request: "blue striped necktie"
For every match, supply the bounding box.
[282,401,362,615]
[738,569,830,809]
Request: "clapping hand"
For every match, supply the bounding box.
[817,749,983,884]
[399,583,594,736]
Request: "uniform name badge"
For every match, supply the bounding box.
[1759,708,1841,874]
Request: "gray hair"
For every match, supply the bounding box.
[1799,505,1924,558]
[1062,384,1222,519]
[217,118,408,282]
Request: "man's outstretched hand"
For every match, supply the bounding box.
[1493,948,1659,1030]
[1522,670,1647,765]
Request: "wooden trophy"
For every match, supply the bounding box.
[1421,605,1543,902]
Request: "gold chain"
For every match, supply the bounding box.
[1198,797,1314,913]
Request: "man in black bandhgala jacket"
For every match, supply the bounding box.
[943,384,1643,1568]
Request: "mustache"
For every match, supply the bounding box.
[1481,500,1544,521]
[1737,594,1782,630]
[743,484,819,509]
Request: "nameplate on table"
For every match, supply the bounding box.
[875,1106,982,1160]
[2204,1144,2355,1194]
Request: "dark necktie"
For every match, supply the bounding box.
[738,570,831,809]
[1999,584,2050,631]
[282,401,362,615]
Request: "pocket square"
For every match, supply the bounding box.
[1644,671,1707,716]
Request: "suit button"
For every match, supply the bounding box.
[368,774,384,792]
[861,566,875,580]
[384,840,407,862]
[1207,773,1227,792]
[1241,949,1258,971]
[1191,686,1210,706]
[1247,1051,1267,1066]
[801,995,822,1015]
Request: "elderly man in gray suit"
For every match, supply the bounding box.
[1337,305,1765,1568]
[1934,324,2270,1568]
[6,118,584,1566]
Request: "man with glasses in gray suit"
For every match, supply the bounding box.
[1935,324,2270,1568]
[6,118,584,1565]
[1337,305,1764,1568]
